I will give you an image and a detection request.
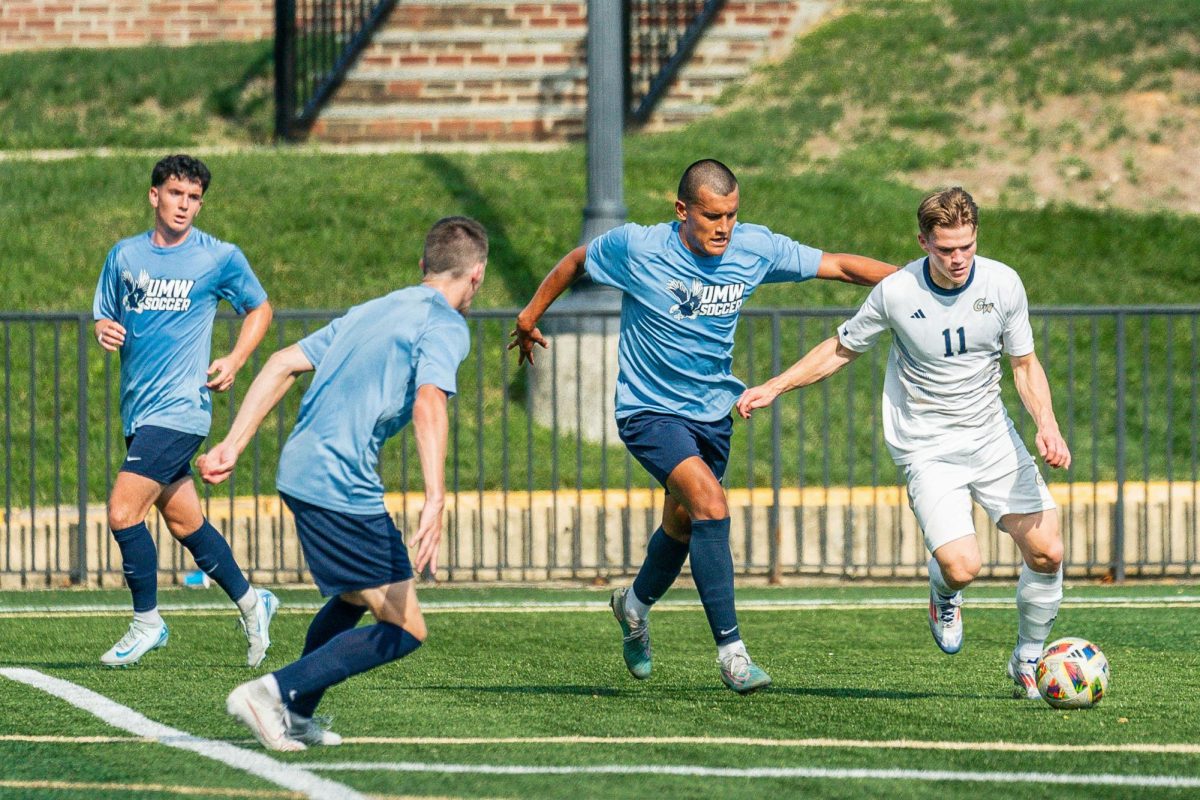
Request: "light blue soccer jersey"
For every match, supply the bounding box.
[586,221,822,421]
[92,229,268,437]
[276,287,470,515]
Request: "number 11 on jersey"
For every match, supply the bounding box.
[942,327,966,357]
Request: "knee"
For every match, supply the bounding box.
[1026,538,1064,573]
[939,552,981,587]
[107,503,143,533]
[400,614,427,642]
[688,495,728,522]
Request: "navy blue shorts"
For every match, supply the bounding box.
[281,492,414,596]
[122,425,205,485]
[617,411,732,489]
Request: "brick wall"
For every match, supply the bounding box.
[0,1,274,52]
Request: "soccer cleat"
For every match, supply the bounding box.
[286,711,344,746]
[928,587,964,654]
[719,651,772,694]
[100,620,169,667]
[1007,650,1041,700]
[239,588,279,668]
[227,678,306,752]
[610,587,652,679]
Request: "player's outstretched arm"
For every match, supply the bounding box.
[815,253,897,286]
[198,343,313,484]
[736,335,862,418]
[207,300,274,392]
[1009,351,1072,470]
[508,245,587,365]
[409,384,449,574]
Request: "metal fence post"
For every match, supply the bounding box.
[1114,312,1126,582]
[274,0,297,141]
[73,317,88,585]
[769,312,782,583]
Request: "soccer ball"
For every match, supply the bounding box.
[1035,637,1110,709]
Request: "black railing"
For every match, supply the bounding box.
[625,0,726,124]
[275,0,398,140]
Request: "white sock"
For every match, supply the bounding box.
[1016,563,1063,660]
[927,557,956,599]
[236,587,258,619]
[717,639,748,663]
[625,590,651,621]
[133,609,163,627]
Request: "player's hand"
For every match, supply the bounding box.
[409,498,445,574]
[1036,427,1072,470]
[735,383,781,419]
[198,441,239,484]
[206,356,241,392]
[94,320,126,352]
[507,314,548,366]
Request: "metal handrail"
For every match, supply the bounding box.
[625,0,726,124]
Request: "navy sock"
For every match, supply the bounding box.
[113,523,159,613]
[289,597,368,718]
[688,517,740,645]
[273,621,422,710]
[632,527,690,606]
[179,520,251,603]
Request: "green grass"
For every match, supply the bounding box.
[1,584,1199,799]
[0,41,274,149]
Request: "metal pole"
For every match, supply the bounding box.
[274,0,298,141]
[1114,312,1127,582]
[74,318,88,585]
[580,0,628,246]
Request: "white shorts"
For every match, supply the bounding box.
[903,424,1056,553]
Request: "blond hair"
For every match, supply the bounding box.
[917,187,978,236]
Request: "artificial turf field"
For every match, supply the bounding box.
[1,582,1198,800]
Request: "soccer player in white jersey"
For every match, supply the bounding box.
[510,160,895,693]
[736,187,1070,698]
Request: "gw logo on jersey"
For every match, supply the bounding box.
[665,279,745,320]
[973,298,996,314]
[122,269,195,313]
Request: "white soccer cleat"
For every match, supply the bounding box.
[239,588,279,668]
[1007,650,1041,700]
[227,678,306,752]
[100,620,169,667]
[286,711,344,746]
[927,587,964,654]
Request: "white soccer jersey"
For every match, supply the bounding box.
[837,255,1035,464]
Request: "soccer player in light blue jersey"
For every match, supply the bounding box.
[738,188,1070,699]
[92,155,277,668]
[199,217,487,751]
[510,160,895,693]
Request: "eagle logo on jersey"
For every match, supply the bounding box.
[121,269,151,312]
[666,279,703,320]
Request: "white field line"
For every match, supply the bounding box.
[0,668,367,800]
[305,760,1200,788]
[2,595,1199,617]
[4,732,1197,756]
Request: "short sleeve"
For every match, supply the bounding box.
[584,225,634,291]
[296,317,343,370]
[837,282,890,353]
[414,320,470,397]
[762,233,823,284]
[93,246,122,321]
[1001,274,1035,357]
[217,247,268,314]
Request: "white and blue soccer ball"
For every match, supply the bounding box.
[1035,637,1110,709]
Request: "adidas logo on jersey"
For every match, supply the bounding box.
[910,309,927,319]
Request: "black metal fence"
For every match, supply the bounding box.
[2,307,1198,586]
[625,0,726,123]
[274,0,399,140]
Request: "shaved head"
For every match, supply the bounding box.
[677,159,738,205]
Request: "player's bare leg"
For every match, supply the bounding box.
[927,535,980,655]
[1002,510,1064,697]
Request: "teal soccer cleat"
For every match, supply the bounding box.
[719,651,772,694]
[610,587,652,680]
